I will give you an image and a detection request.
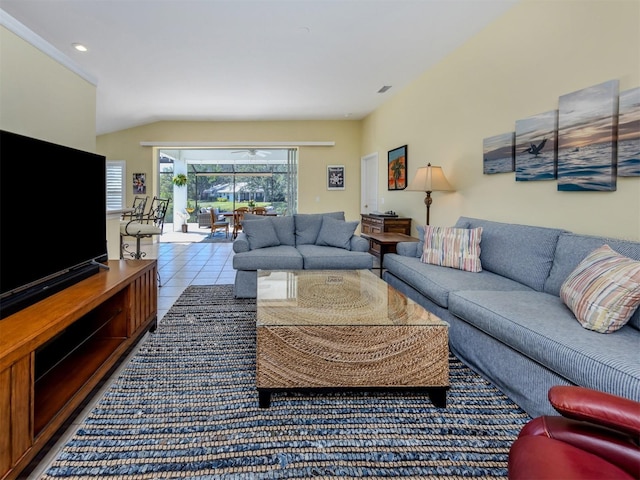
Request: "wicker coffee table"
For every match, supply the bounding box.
[256,269,449,408]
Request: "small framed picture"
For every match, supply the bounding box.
[327,165,345,190]
[133,173,146,194]
[388,145,407,190]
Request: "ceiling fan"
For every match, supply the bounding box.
[231,149,272,158]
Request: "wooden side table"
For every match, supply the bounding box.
[361,232,419,277]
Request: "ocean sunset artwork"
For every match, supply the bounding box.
[557,79,618,191]
[515,110,557,181]
[483,132,514,174]
[618,86,640,177]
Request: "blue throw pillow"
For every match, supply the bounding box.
[269,216,296,246]
[294,212,345,245]
[315,216,358,250]
[242,219,281,250]
[241,215,296,246]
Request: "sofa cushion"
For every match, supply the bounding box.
[243,215,296,246]
[560,245,640,334]
[241,218,281,250]
[383,253,532,308]
[297,244,373,270]
[421,226,483,272]
[315,216,358,250]
[270,216,296,246]
[455,217,564,291]
[232,245,303,271]
[448,290,640,404]
[242,212,262,221]
[295,212,345,245]
[545,233,640,331]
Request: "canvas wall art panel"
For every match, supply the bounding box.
[557,79,618,191]
[617,86,640,177]
[515,110,557,181]
[483,132,514,174]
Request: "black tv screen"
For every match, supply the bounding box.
[0,130,108,319]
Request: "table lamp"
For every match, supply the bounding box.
[406,163,453,225]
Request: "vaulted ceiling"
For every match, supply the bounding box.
[1,0,519,135]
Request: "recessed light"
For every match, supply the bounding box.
[72,43,88,52]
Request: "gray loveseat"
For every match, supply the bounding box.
[232,211,373,298]
[383,216,640,418]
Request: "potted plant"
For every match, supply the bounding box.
[186,200,195,224]
[177,209,190,233]
[172,173,188,187]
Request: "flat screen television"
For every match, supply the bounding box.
[0,130,108,319]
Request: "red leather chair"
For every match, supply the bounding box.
[508,386,640,480]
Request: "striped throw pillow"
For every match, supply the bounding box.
[560,244,640,333]
[421,226,483,272]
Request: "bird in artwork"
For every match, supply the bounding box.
[523,138,547,156]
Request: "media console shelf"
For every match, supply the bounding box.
[0,259,157,480]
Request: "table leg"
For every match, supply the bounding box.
[258,390,271,408]
[379,250,384,278]
[429,388,447,408]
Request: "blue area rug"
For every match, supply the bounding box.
[41,285,530,479]
[200,230,232,243]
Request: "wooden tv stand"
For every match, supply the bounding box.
[0,259,158,480]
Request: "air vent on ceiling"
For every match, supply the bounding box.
[378,85,392,93]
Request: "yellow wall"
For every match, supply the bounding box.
[3,0,639,241]
[0,26,96,151]
[362,0,640,240]
[96,120,363,221]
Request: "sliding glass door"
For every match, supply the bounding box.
[159,148,297,223]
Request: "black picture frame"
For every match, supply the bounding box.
[388,145,407,190]
[327,165,345,190]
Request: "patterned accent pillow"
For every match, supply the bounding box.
[420,226,483,272]
[560,244,640,333]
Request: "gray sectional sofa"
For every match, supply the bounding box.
[383,216,640,418]
[232,211,373,298]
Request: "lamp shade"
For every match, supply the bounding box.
[406,164,453,192]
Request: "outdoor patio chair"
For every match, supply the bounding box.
[252,206,267,215]
[232,207,249,239]
[210,208,229,238]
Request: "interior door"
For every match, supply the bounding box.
[361,152,378,214]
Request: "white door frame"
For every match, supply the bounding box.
[360,152,378,214]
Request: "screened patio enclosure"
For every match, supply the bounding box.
[158,148,298,227]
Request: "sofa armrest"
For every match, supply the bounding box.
[397,241,419,258]
[350,235,370,252]
[233,233,250,253]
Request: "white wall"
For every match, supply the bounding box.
[362,0,640,240]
